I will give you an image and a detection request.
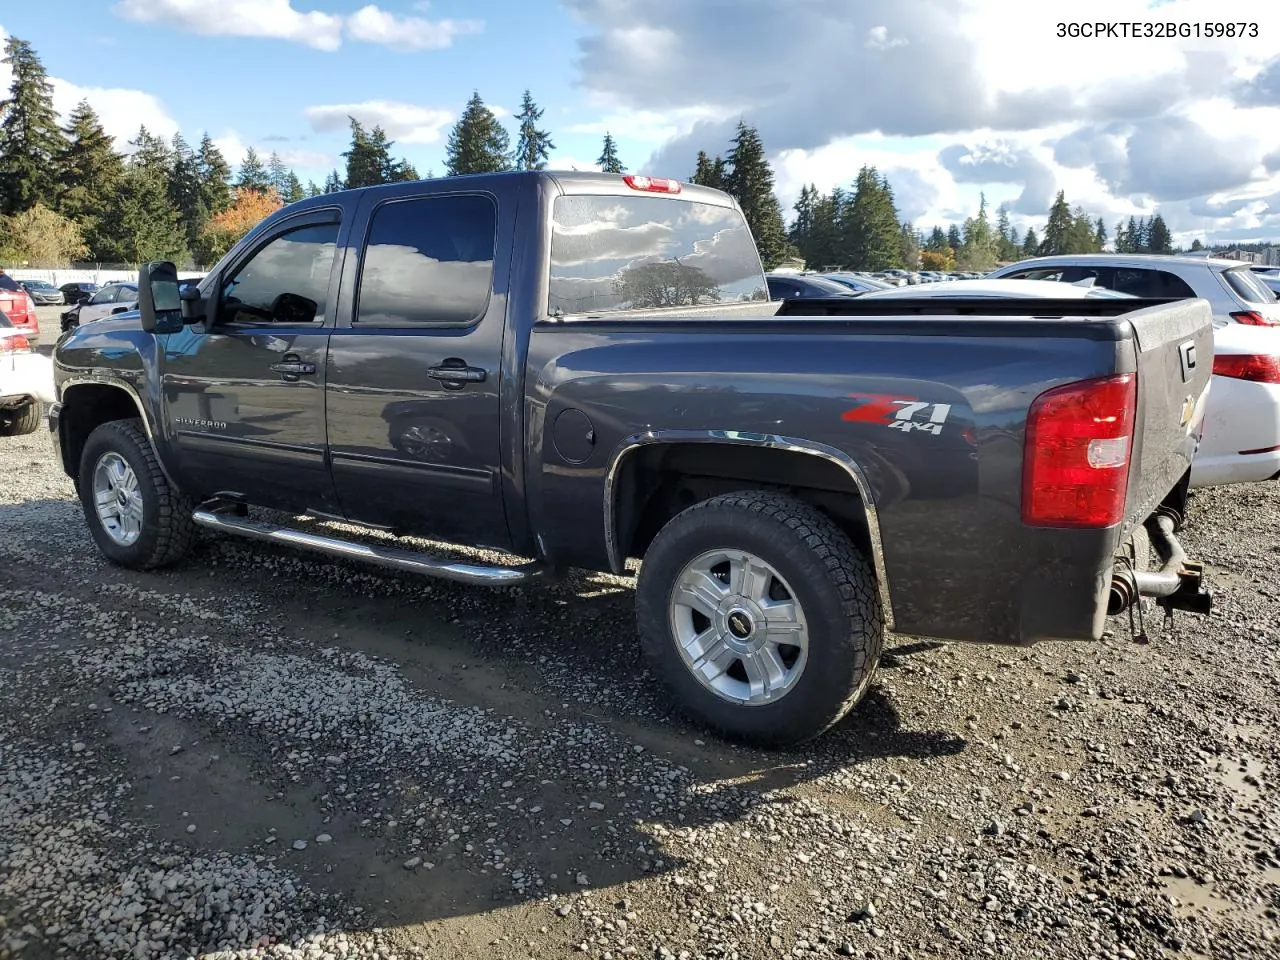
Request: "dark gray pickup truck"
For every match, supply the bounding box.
[50,171,1213,745]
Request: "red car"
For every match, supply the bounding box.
[0,273,39,345]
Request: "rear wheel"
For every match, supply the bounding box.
[78,419,195,570]
[636,490,884,747]
[0,401,41,437]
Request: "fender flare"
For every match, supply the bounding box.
[59,376,184,493]
[603,429,895,630]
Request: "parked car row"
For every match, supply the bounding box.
[766,255,1280,493]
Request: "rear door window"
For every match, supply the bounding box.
[1109,269,1196,298]
[549,194,768,315]
[355,193,497,327]
[1223,267,1278,304]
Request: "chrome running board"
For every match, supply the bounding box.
[192,507,546,586]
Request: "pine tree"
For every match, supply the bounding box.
[722,122,789,269]
[957,193,999,270]
[196,133,232,216]
[283,170,305,203]
[789,185,816,260]
[899,222,921,270]
[596,132,624,173]
[513,89,554,171]
[691,150,726,189]
[946,223,962,255]
[0,37,65,215]
[1129,215,1147,253]
[994,205,1018,262]
[343,118,390,188]
[56,101,125,261]
[925,226,949,253]
[806,188,843,269]
[267,151,290,194]
[841,166,902,270]
[388,159,419,182]
[1147,213,1173,254]
[1021,227,1039,256]
[1065,205,1100,254]
[1114,219,1128,253]
[1038,191,1074,255]
[237,147,271,191]
[1094,217,1107,251]
[168,132,207,254]
[305,180,321,198]
[323,169,344,193]
[445,92,512,176]
[109,127,188,264]
[1190,237,1204,251]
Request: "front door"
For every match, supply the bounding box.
[160,208,345,513]
[325,187,510,548]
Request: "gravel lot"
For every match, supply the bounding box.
[2,306,1278,959]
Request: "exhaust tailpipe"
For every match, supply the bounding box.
[1108,514,1210,616]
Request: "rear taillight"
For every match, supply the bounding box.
[1230,310,1279,327]
[0,334,32,354]
[1022,373,1136,528]
[1212,354,1280,383]
[623,174,681,194]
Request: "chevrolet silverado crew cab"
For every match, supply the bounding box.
[50,171,1213,746]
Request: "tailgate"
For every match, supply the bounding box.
[1123,299,1213,528]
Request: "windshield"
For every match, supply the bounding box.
[0,274,19,291]
[548,194,768,315]
[1223,266,1278,304]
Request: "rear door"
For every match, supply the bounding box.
[159,206,346,512]
[325,184,512,549]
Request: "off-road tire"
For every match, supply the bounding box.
[78,418,195,570]
[636,490,885,747]
[0,401,41,436]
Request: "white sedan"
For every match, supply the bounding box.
[0,317,54,437]
[854,278,1280,489]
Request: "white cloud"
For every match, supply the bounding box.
[113,0,344,51]
[865,26,906,50]
[546,155,604,172]
[304,101,454,144]
[112,0,483,52]
[51,79,180,147]
[346,4,483,51]
[567,103,733,146]
[566,0,1280,245]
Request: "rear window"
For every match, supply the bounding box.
[1223,266,1278,304]
[548,195,768,316]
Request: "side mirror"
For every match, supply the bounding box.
[138,261,183,334]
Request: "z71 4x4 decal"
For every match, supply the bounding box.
[842,394,953,436]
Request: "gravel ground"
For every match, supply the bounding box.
[2,311,1278,959]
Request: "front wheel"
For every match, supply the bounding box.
[78,419,195,570]
[636,490,884,747]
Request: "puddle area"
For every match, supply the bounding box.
[1211,755,1269,807]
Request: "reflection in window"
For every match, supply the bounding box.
[356,194,496,326]
[220,223,339,325]
[548,195,768,315]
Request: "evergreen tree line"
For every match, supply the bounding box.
[0,34,1192,272]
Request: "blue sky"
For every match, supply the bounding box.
[3,1,1280,244]
[1,1,628,184]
